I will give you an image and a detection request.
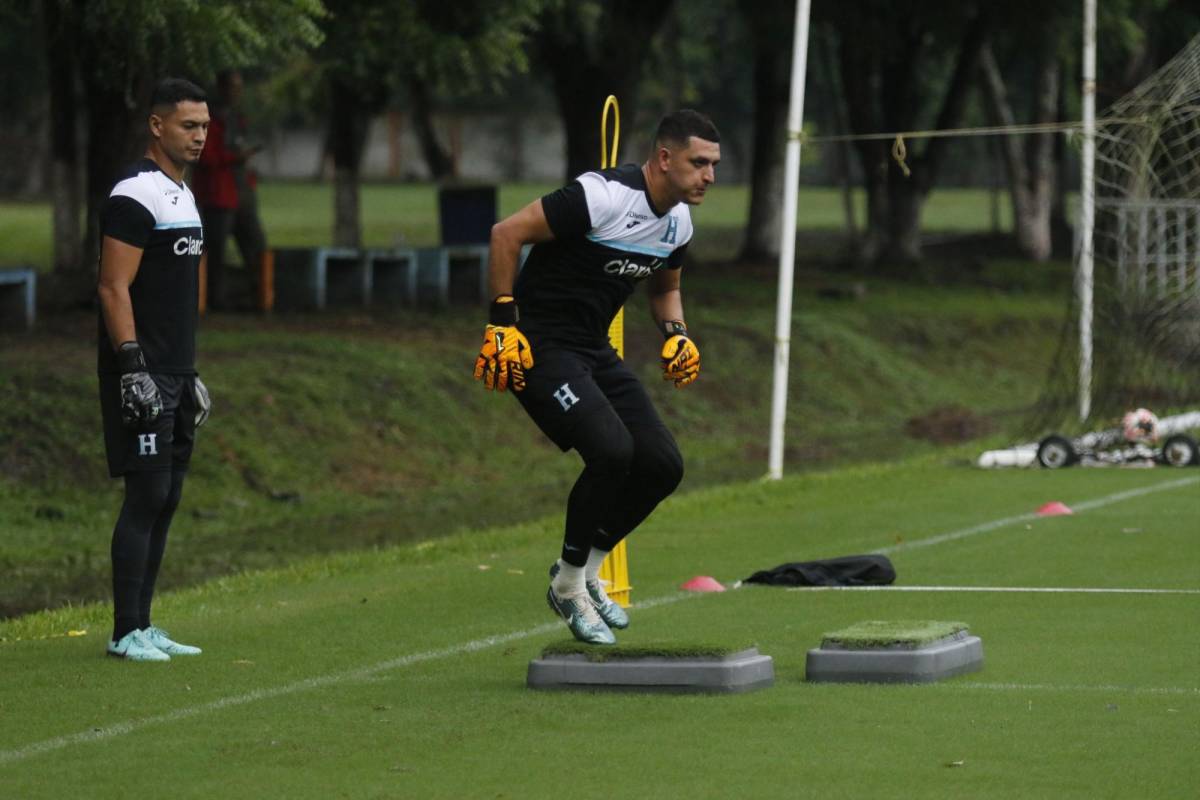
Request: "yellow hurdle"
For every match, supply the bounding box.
[597,94,632,608]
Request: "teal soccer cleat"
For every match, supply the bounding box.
[546,586,616,645]
[142,626,202,656]
[106,629,170,662]
[549,562,629,630]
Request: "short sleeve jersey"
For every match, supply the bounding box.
[97,159,204,375]
[515,163,693,349]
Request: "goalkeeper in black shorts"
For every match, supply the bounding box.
[96,79,213,661]
[474,110,720,644]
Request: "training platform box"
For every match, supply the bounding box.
[0,266,36,331]
[528,647,775,694]
[806,624,983,684]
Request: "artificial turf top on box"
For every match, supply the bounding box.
[820,620,969,650]
[542,640,757,662]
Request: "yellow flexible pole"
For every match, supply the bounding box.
[598,94,631,608]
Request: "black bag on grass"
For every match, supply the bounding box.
[743,555,896,587]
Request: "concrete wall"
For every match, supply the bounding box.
[254,110,749,184]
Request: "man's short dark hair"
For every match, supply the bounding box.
[655,110,720,148]
[150,78,207,113]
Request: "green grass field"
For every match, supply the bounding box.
[1,459,1197,798]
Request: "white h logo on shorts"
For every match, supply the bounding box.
[553,383,580,412]
[138,433,158,456]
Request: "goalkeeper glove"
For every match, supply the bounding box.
[116,341,162,427]
[192,376,211,428]
[660,322,700,388]
[473,295,534,392]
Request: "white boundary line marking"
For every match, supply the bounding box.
[875,475,1199,555]
[4,475,1197,767]
[0,593,690,768]
[941,681,1199,697]
[787,585,1200,595]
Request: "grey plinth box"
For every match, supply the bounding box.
[527,647,775,694]
[806,631,984,684]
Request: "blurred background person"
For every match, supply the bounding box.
[192,69,267,311]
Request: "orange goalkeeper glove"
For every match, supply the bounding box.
[473,295,534,392]
[661,323,700,388]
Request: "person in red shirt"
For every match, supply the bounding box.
[191,70,266,311]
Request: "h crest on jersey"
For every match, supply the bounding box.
[659,216,679,245]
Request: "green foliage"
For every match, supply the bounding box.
[68,0,325,87]
[317,0,543,107]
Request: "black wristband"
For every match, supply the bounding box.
[489,295,519,326]
[662,320,688,340]
[116,341,147,373]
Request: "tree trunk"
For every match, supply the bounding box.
[327,78,373,248]
[834,7,990,265]
[44,0,81,274]
[535,0,676,183]
[816,27,858,245]
[738,0,793,262]
[407,76,455,180]
[978,41,1058,261]
[76,81,146,308]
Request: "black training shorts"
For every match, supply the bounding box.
[99,373,197,477]
[513,345,666,451]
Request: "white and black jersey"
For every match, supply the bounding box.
[98,158,204,375]
[516,163,693,349]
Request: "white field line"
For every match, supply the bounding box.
[0,592,688,768]
[786,585,1200,594]
[4,475,1196,767]
[940,682,1200,697]
[874,475,1199,555]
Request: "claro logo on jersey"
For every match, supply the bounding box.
[604,257,663,279]
[173,236,204,255]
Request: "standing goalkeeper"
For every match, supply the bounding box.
[474,110,720,645]
[97,78,212,661]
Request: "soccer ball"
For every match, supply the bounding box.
[1121,408,1159,442]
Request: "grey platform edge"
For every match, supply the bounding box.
[273,247,365,310]
[414,244,489,308]
[805,633,983,684]
[0,267,36,330]
[364,248,417,306]
[527,647,775,694]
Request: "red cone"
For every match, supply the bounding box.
[681,575,726,592]
[1036,501,1074,516]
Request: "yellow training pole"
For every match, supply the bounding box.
[597,94,632,608]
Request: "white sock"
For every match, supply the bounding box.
[585,548,610,584]
[551,559,585,595]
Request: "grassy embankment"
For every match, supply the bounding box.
[0,183,1065,617]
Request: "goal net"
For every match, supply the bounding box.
[1035,34,1200,430]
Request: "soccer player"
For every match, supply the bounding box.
[97,78,212,661]
[474,110,720,644]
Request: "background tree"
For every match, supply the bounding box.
[317,0,541,247]
[737,0,794,262]
[533,0,676,183]
[39,0,324,306]
[819,0,992,264]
